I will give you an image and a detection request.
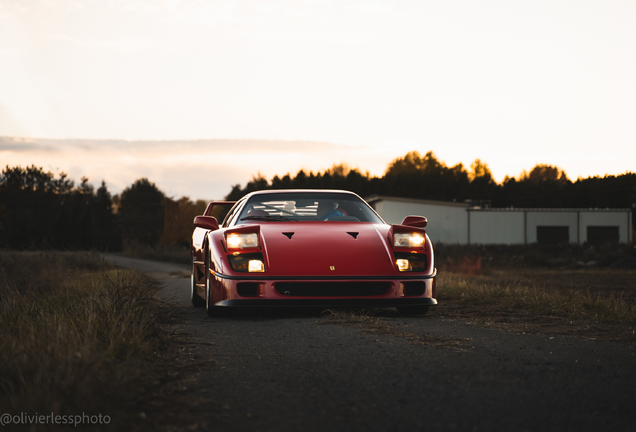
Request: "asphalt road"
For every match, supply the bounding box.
[106,254,636,432]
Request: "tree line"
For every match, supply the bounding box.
[2,152,634,250]
[226,151,636,210]
[0,165,205,250]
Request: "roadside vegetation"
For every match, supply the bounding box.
[437,271,636,325]
[434,244,636,341]
[0,252,169,430]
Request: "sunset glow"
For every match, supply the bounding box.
[1,1,635,199]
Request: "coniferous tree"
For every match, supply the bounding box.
[119,178,165,247]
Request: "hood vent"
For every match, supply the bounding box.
[347,232,359,239]
[282,232,294,239]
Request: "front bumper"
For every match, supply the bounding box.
[210,269,437,308]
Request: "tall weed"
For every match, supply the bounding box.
[0,252,164,429]
[438,272,636,324]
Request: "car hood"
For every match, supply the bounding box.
[258,222,395,277]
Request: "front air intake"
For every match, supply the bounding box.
[403,281,425,296]
[275,282,390,297]
[237,282,259,297]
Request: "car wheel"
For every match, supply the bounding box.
[206,275,234,317]
[205,271,216,317]
[204,252,231,317]
[397,305,429,315]
[204,250,217,317]
[191,261,205,307]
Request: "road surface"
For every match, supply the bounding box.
[106,254,636,432]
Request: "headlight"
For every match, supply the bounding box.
[248,260,265,272]
[228,253,265,272]
[396,259,411,272]
[393,232,425,248]
[394,252,427,272]
[226,232,259,249]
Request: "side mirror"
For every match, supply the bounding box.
[401,215,427,228]
[194,215,219,231]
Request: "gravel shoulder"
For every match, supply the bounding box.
[106,254,636,432]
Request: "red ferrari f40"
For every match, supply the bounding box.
[191,190,437,316]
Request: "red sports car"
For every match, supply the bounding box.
[191,190,437,316]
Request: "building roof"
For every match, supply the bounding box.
[467,207,632,212]
[364,195,631,212]
[364,194,470,209]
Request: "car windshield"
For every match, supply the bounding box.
[235,192,384,225]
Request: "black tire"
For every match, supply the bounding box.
[206,276,234,317]
[205,253,228,317]
[204,249,216,316]
[191,261,205,307]
[204,253,236,318]
[397,305,430,315]
[205,272,217,317]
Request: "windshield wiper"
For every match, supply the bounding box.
[240,215,294,222]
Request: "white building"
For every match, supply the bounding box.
[365,195,633,245]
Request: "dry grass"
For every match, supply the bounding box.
[0,252,167,430]
[431,244,636,340]
[435,243,636,271]
[437,271,636,325]
[435,268,636,342]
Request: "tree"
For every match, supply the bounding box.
[523,164,569,184]
[469,159,493,182]
[91,181,120,250]
[0,165,120,249]
[119,178,165,246]
[495,164,571,208]
[159,196,201,247]
[225,164,378,200]
[468,159,497,200]
[271,174,293,190]
[385,151,445,177]
[0,165,64,247]
[383,151,470,201]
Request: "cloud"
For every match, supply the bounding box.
[1,137,343,154]
[0,136,55,152]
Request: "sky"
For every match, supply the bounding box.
[1,0,635,200]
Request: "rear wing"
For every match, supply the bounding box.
[204,201,237,224]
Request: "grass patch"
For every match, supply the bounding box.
[435,243,636,271]
[0,251,167,430]
[437,271,636,325]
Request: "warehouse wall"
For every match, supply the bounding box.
[367,196,632,245]
[580,211,632,244]
[526,211,578,243]
[468,211,525,244]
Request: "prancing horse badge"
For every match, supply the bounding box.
[329,266,335,271]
